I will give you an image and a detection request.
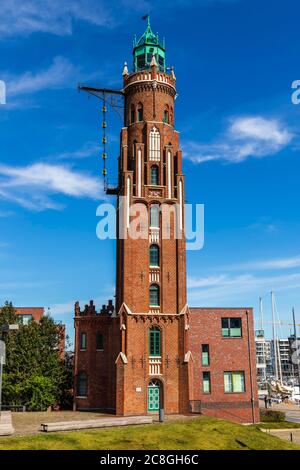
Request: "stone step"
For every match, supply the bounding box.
[41,416,153,432]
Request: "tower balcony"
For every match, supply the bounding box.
[149,356,162,376]
[149,268,160,283]
[149,228,160,243]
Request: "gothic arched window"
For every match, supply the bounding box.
[150,204,159,228]
[137,103,143,122]
[149,127,160,161]
[149,284,160,307]
[151,165,159,185]
[77,371,88,397]
[163,105,169,124]
[149,327,161,356]
[150,244,159,267]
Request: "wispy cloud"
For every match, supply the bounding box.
[0,0,115,39]
[188,272,300,304]
[184,116,294,164]
[234,255,300,271]
[0,162,104,211]
[5,56,77,97]
[54,141,99,160]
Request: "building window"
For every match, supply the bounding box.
[150,284,160,307]
[221,318,242,338]
[149,327,161,356]
[149,127,160,161]
[19,314,33,325]
[137,103,143,122]
[131,104,135,124]
[150,204,159,228]
[96,332,104,351]
[77,371,88,397]
[80,332,87,350]
[151,166,159,185]
[163,106,169,124]
[203,372,211,394]
[224,371,245,393]
[150,244,159,267]
[202,344,209,366]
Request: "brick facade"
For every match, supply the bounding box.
[73,24,259,423]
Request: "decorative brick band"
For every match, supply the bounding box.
[200,400,259,410]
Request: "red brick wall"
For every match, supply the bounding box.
[15,307,44,322]
[74,302,119,411]
[189,308,259,423]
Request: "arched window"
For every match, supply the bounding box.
[150,244,159,267]
[77,371,88,397]
[163,105,169,124]
[137,103,143,122]
[150,204,159,228]
[131,104,135,124]
[149,284,160,307]
[151,165,159,185]
[149,327,161,356]
[149,127,160,161]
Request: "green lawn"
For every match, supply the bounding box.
[0,416,299,450]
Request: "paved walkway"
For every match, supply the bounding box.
[262,428,300,445]
[11,411,111,436]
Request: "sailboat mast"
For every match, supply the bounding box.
[271,291,279,381]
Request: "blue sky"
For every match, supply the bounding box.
[0,0,299,346]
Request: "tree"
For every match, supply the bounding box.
[0,301,73,411]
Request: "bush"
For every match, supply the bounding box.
[260,409,286,422]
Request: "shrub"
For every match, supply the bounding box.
[260,409,285,422]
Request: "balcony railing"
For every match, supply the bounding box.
[149,356,162,376]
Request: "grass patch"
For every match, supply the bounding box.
[0,416,299,450]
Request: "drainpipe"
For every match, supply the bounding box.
[246,310,256,423]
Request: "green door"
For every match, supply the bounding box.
[148,382,160,412]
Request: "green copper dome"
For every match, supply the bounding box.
[133,16,166,72]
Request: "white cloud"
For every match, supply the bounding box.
[6,56,77,97]
[187,272,300,304]
[184,116,294,164]
[54,141,99,160]
[235,255,300,271]
[0,162,104,211]
[0,0,115,39]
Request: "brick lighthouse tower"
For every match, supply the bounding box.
[114,17,192,415]
[74,18,259,423]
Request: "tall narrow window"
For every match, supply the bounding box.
[137,103,143,122]
[151,166,159,185]
[77,371,88,396]
[96,332,104,351]
[149,327,161,356]
[163,106,169,124]
[150,244,159,267]
[202,344,210,366]
[131,104,135,124]
[202,372,211,394]
[150,204,159,228]
[149,284,160,307]
[149,127,160,161]
[80,332,87,350]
